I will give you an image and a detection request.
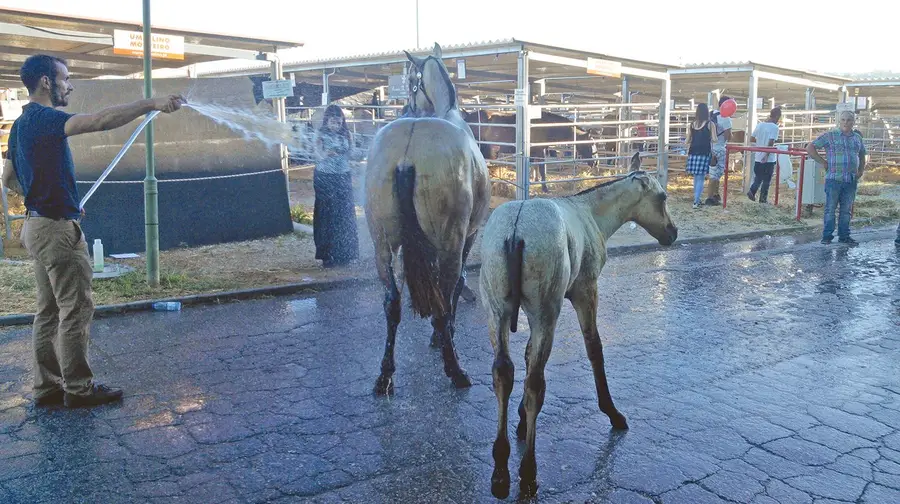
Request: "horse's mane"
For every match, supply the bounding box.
[429,57,457,111]
[570,176,627,197]
[569,170,648,197]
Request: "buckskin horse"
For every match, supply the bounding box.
[478,152,678,498]
[364,43,491,395]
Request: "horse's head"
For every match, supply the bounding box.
[625,153,678,246]
[403,43,457,118]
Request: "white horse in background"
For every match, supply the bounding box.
[364,43,491,395]
[478,152,678,498]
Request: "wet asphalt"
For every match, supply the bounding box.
[1,227,899,504]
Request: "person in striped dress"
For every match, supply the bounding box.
[684,103,717,209]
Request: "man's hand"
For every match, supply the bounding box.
[153,95,186,114]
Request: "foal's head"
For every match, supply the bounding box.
[625,153,678,246]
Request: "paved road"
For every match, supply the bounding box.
[1,228,899,504]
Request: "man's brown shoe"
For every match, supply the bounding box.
[64,384,124,408]
[34,389,65,407]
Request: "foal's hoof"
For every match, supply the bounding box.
[460,284,476,302]
[610,411,629,430]
[373,375,394,396]
[450,371,472,389]
[491,467,511,499]
[519,477,539,498]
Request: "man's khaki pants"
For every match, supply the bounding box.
[21,216,95,398]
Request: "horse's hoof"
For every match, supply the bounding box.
[519,478,539,498]
[460,285,476,302]
[491,467,511,499]
[430,330,440,348]
[450,371,472,389]
[610,412,629,430]
[373,376,394,396]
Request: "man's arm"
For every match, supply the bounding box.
[806,142,827,165]
[724,128,732,142]
[64,95,185,137]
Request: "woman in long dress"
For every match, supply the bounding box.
[313,105,359,267]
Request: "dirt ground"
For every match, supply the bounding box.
[2,163,899,316]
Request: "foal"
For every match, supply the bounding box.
[478,153,678,498]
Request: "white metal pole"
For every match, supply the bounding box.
[618,75,630,167]
[515,50,530,200]
[744,70,760,192]
[658,77,671,188]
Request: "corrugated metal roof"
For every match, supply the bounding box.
[196,37,678,78]
[284,38,519,67]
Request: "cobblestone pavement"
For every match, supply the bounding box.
[1,229,899,503]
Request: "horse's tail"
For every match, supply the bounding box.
[394,163,446,318]
[504,236,525,333]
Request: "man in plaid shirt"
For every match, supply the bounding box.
[807,110,867,245]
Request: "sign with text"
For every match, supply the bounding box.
[262,80,294,99]
[113,29,184,60]
[586,58,622,78]
[388,75,407,100]
[514,88,527,106]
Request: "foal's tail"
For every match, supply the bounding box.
[394,163,446,318]
[504,237,525,333]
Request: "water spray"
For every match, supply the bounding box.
[78,102,356,209]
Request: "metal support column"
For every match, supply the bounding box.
[322,68,333,106]
[707,91,716,108]
[805,88,815,143]
[270,56,289,198]
[142,0,159,287]
[515,50,530,200]
[618,75,630,166]
[657,77,671,188]
[744,70,760,192]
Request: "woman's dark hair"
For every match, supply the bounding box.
[320,105,349,135]
[718,95,731,106]
[20,54,66,93]
[694,103,710,123]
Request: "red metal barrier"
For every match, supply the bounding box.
[724,144,809,221]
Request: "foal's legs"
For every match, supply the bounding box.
[519,304,561,497]
[516,339,532,441]
[488,310,515,499]
[570,281,628,429]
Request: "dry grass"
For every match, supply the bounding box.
[2,164,898,316]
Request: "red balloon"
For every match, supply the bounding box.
[720,98,737,118]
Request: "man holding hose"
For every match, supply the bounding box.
[1,54,184,408]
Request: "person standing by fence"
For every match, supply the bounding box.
[684,103,716,209]
[706,95,733,205]
[806,110,867,245]
[747,107,782,204]
[3,54,185,408]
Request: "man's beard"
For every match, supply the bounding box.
[50,88,68,107]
